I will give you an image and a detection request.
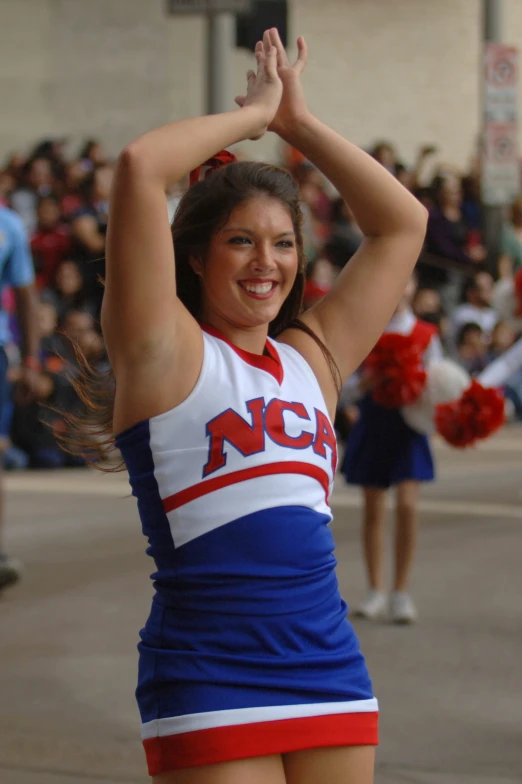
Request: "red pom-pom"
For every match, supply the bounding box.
[434,380,505,448]
[365,333,427,408]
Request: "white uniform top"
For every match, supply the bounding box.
[124,326,338,551]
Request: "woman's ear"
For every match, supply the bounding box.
[189,256,204,277]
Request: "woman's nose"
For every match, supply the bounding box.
[250,242,276,271]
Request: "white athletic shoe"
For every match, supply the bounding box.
[354,590,387,620]
[390,592,418,624]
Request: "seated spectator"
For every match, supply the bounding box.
[324,199,362,268]
[10,157,55,233]
[0,170,16,207]
[59,308,98,361]
[70,164,113,314]
[302,257,337,310]
[294,163,332,253]
[425,175,486,265]
[51,260,96,321]
[455,322,488,375]
[37,298,63,365]
[10,367,85,469]
[30,137,67,173]
[412,286,442,324]
[500,196,522,272]
[485,321,522,421]
[423,175,487,312]
[492,273,518,324]
[78,139,108,173]
[486,321,516,361]
[452,271,498,341]
[412,285,450,346]
[30,195,71,289]
[516,266,522,317]
[461,174,483,233]
[3,153,27,185]
[60,161,87,217]
[370,141,398,174]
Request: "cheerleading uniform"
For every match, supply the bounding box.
[341,309,441,489]
[116,324,378,776]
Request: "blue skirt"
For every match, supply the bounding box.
[135,507,379,774]
[341,395,435,489]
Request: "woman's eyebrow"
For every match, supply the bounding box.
[222,228,295,238]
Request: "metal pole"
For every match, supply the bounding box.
[207,11,235,115]
[483,0,504,275]
[484,0,502,41]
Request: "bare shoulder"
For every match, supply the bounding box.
[277,318,339,420]
[110,305,204,435]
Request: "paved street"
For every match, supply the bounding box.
[0,426,521,784]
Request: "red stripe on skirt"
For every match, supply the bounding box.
[143,711,378,775]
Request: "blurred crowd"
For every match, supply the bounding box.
[0,135,521,469]
[284,141,522,423]
[0,138,110,469]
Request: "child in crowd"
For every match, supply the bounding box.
[455,322,487,375]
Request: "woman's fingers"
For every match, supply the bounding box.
[293,36,308,74]
[269,27,289,68]
[255,39,264,68]
[264,45,279,81]
[234,95,246,108]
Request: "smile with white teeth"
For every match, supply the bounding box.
[240,282,275,294]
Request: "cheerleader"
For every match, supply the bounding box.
[83,26,430,782]
[341,277,443,624]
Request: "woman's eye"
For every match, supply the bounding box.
[229,236,251,245]
[278,240,295,248]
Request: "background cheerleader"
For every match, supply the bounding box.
[341,276,443,624]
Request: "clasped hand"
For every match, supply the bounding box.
[235,28,309,140]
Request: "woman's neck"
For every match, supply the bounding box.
[200,315,269,355]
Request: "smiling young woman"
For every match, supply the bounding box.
[96,28,427,784]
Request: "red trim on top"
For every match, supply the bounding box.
[411,319,438,350]
[201,323,284,385]
[162,461,330,513]
[143,711,378,774]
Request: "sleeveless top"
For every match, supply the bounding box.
[116,325,339,616]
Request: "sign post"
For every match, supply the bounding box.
[481,1,519,273]
[166,0,252,115]
[482,42,519,206]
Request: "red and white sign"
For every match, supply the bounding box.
[482,43,519,206]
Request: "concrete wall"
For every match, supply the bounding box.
[1,0,522,169]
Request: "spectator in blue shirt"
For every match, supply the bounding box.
[0,205,40,592]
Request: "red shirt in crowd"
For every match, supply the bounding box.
[30,225,71,289]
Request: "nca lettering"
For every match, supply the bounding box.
[203,396,336,477]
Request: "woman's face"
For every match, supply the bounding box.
[93,165,113,202]
[38,199,61,229]
[66,161,86,188]
[56,261,82,296]
[29,158,53,189]
[194,195,299,331]
[440,176,462,207]
[89,143,106,165]
[38,302,58,337]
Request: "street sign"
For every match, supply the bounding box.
[482,43,520,206]
[167,0,252,12]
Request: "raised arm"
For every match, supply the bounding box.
[288,118,427,373]
[258,30,427,389]
[101,44,282,430]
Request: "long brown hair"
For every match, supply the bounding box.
[63,161,340,468]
